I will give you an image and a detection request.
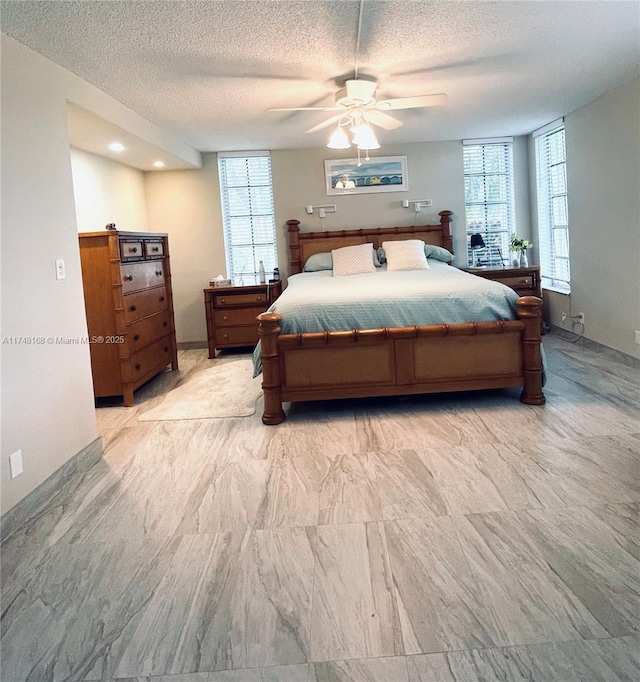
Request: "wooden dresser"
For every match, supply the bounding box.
[79,230,178,406]
[204,281,282,357]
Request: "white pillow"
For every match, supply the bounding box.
[382,239,430,271]
[331,243,377,277]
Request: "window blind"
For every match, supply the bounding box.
[463,139,515,266]
[534,122,570,290]
[218,152,278,284]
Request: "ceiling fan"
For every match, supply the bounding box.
[267,0,448,151]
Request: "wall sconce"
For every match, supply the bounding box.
[305,204,337,219]
[402,199,433,213]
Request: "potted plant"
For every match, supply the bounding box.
[510,233,533,267]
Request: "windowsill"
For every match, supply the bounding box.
[542,283,571,295]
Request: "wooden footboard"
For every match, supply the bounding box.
[258,296,545,425]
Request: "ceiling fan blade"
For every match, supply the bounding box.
[305,114,345,134]
[365,110,403,130]
[376,93,448,110]
[268,106,342,112]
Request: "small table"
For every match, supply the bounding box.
[204,281,282,357]
[460,265,543,331]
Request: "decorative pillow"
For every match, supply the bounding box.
[303,252,333,272]
[331,243,377,277]
[376,246,387,264]
[424,243,454,263]
[382,239,430,271]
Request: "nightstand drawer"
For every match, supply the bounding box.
[215,326,260,346]
[214,306,266,327]
[214,292,269,307]
[493,275,533,289]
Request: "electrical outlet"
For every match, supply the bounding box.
[9,450,23,479]
[55,258,66,280]
[576,312,585,324]
[635,330,640,345]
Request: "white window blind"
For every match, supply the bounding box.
[463,139,515,266]
[534,121,570,290]
[218,152,278,284]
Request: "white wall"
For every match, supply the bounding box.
[534,77,640,357]
[145,154,225,344]
[144,139,532,343]
[71,148,148,233]
[1,38,98,514]
[0,35,200,515]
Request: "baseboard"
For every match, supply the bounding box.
[548,325,640,369]
[177,341,208,350]
[0,436,103,543]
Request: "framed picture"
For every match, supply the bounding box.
[325,156,408,195]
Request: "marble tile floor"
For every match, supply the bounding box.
[1,332,639,682]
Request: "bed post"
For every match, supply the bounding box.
[438,210,453,254]
[287,219,302,275]
[258,312,286,424]
[516,296,546,405]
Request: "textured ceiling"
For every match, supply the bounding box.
[2,0,640,153]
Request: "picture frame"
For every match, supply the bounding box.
[325,156,408,195]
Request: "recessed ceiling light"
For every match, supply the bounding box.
[108,142,125,152]
[153,161,165,168]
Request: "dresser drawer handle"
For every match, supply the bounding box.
[159,296,165,302]
[155,270,162,276]
[163,321,168,327]
[130,305,137,312]
[135,363,142,371]
[164,346,169,352]
[256,296,263,301]
[221,298,226,303]
[517,279,528,284]
[124,275,133,282]
[223,315,228,321]
[133,334,140,341]
[129,247,138,254]
[223,333,229,339]
[151,246,160,253]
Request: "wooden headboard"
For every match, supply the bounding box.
[287,210,453,274]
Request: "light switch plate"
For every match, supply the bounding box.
[9,450,23,478]
[56,258,65,280]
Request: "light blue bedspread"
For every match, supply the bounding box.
[253,262,526,375]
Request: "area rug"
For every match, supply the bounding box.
[139,357,262,420]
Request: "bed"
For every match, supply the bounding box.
[257,211,544,425]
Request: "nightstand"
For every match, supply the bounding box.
[204,281,282,357]
[461,265,543,331]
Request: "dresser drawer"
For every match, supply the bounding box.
[215,326,260,347]
[121,261,166,294]
[126,311,171,353]
[214,306,266,327]
[120,240,144,261]
[122,335,173,383]
[144,240,165,259]
[214,291,269,307]
[123,286,168,325]
[494,275,533,289]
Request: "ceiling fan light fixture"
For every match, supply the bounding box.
[326,125,351,150]
[350,122,380,150]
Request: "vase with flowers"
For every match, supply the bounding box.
[510,233,533,267]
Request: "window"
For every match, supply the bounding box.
[534,120,570,291]
[463,138,515,266]
[218,152,278,284]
